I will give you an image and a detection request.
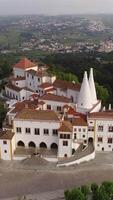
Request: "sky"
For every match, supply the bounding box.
[1,0,113,15]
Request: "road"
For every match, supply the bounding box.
[1,152,113,199]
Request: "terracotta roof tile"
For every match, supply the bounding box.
[0,130,15,140]
[6,84,22,92]
[14,58,36,70]
[39,82,53,89]
[15,108,59,121]
[39,93,70,103]
[10,100,38,114]
[53,79,81,91]
[59,121,72,132]
[72,117,87,126]
[88,111,113,119]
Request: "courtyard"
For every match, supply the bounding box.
[1,152,113,199]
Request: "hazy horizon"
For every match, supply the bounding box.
[1,0,113,16]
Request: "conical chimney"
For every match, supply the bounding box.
[77,71,92,111]
[89,68,97,104]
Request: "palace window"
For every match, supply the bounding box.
[16,127,21,133]
[47,105,51,110]
[52,129,58,136]
[98,126,103,132]
[83,128,86,132]
[44,129,49,135]
[74,133,76,139]
[108,126,113,132]
[108,138,113,144]
[34,128,40,135]
[57,106,61,111]
[63,141,68,146]
[97,137,103,143]
[60,134,70,139]
[3,141,7,145]
[25,128,31,134]
[88,127,94,131]
[38,78,40,82]
[78,128,81,132]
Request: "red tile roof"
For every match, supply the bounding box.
[72,117,87,126]
[67,107,77,115]
[39,82,53,89]
[15,108,59,121]
[88,111,113,119]
[59,121,73,132]
[0,130,15,140]
[6,84,22,92]
[53,79,81,91]
[39,93,70,103]
[14,58,36,70]
[10,100,38,114]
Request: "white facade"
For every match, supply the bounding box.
[13,67,25,78]
[88,116,113,152]
[58,132,72,158]
[0,133,15,160]
[39,98,71,112]
[12,79,26,88]
[14,119,60,149]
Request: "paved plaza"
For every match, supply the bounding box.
[1,152,113,199]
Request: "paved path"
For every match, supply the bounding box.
[0,152,113,199]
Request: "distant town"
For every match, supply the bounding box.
[1,15,113,54]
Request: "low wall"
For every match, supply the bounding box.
[57,151,95,167]
[43,157,58,162]
[13,155,28,161]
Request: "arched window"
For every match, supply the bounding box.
[40,142,47,148]
[17,141,25,147]
[28,141,36,148]
[50,143,58,149]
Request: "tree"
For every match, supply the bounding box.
[96,83,109,105]
[81,185,90,197]
[64,188,86,200]
[91,183,98,193]
[0,101,7,128]
[97,185,109,200]
[101,181,113,199]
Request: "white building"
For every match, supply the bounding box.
[13,57,38,78]
[2,63,113,163]
[39,93,71,112]
[13,109,60,151]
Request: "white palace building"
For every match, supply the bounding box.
[0,57,113,166]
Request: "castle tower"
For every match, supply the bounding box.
[89,68,97,104]
[77,71,92,112]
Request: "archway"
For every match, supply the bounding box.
[17,141,25,147]
[88,137,93,143]
[50,143,58,150]
[40,142,47,148]
[72,148,76,155]
[28,141,36,148]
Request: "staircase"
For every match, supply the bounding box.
[57,142,95,167]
